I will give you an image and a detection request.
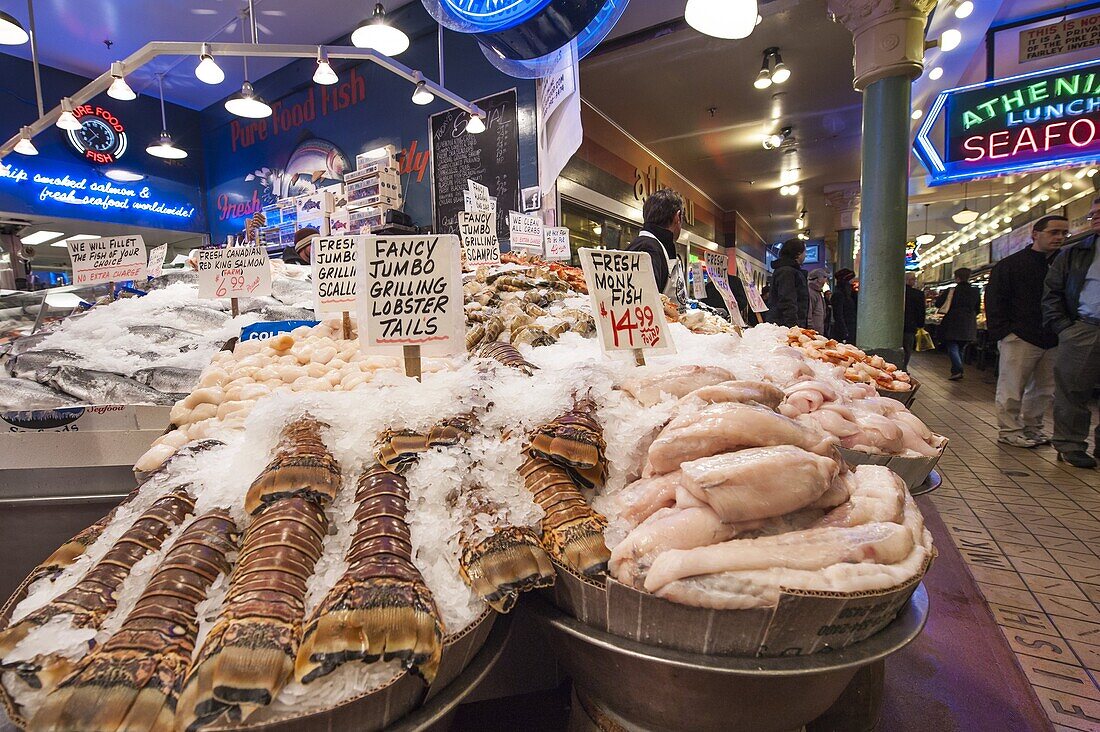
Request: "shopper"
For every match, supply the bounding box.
[935,268,980,381]
[986,215,1068,448]
[830,268,858,343]
[903,272,926,371]
[283,226,319,265]
[767,239,809,328]
[807,268,828,333]
[626,188,683,296]
[1043,195,1100,468]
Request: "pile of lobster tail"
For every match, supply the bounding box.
[29,510,238,732]
[528,396,608,490]
[296,463,444,685]
[374,413,476,476]
[245,418,340,515]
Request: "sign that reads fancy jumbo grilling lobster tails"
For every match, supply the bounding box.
[916,58,1100,185]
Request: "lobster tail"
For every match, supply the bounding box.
[519,456,610,576]
[528,397,607,487]
[477,341,538,375]
[245,417,341,514]
[458,526,555,613]
[374,413,476,475]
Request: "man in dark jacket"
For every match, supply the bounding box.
[767,239,808,328]
[935,268,981,380]
[1043,195,1100,468]
[902,272,926,371]
[830,268,858,343]
[986,215,1068,448]
[626,188,682,295]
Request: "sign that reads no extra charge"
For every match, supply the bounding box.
[578,247,675,355]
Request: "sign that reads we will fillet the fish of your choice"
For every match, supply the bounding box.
[579,248,674,356]
[67,235,146,285]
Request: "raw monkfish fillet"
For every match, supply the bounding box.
[796,407,862,440]
[647,402,837,474]
[613,471,683,527]
[619,365,734,406]
[609,505,736,587]
[815,465,905,528]
[677,380,785,411]
[644,520,916,594]
[678,445,839,523]
[777,380,839,418]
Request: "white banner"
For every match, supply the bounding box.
[508,211,544,253]
[543,227,571,260]
[146,244,167,278]
[459,210,500,266]
[312,235,361,313]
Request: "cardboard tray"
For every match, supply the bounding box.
[545,556,931,658]
[876,377,920,408]
[0,558,496,731]
[837,435,947,493]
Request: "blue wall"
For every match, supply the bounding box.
[0,54,208,232]
[200,2,538,242]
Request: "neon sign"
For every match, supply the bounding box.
[915,58,1100,185]
[66,104,129,165]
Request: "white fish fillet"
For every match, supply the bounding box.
[678,446,839,524]
[613,471,683,527]
[647,402,837,474]
[609,505,736,586]
[677,380,785,412]
[619,365,734,406]
[815,466,904,527]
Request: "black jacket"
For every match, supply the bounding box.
[830,281,857,342]
[986,246,1057,348]
[767,258,809,328]
[1043,233,1097,335]
[903,285,926,334]
[626,225,676,293]
[935,282,981,342]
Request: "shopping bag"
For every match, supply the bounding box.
[915,327,935,352]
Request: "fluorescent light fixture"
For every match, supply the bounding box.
[14,127,37,156]
[352,2,410,56]
[912,108,923,120]
[195,44,225,85]
[21,230,65,246]
[929,66,943,80]
[313,47,338,85]
[466,113,486,134]
[940,28,962,52]
[225,81,273,119]
[107,62,136,101]
[147,130,187,159]
[411,79,434,105]
[52,234,100,248]
[0,10,28,45]
[954,1,974,19]
[685,0,758,39]
[57,98,82,131]
[105,169,145,182]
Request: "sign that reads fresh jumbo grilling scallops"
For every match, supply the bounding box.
[197,246,272,299]
[311,236,361,313]
[67,235,146,285]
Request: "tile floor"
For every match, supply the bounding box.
[908,351,1100,732]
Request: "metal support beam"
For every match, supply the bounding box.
[0,41,485,158]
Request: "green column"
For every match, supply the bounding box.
[837,228,856,271]
[856,73,910,364]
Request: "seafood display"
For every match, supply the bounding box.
[786,327,913,391]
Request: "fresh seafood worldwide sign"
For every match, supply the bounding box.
[197,246,272,299]
[578,248,675,355]
[357,234,464,356]
[311,236,360,313]
[459,210,500,266]
[66,234,146,285]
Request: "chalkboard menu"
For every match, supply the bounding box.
[430,89,521,242]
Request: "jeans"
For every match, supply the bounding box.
[902,332,916,371]
[945,340,965,375]
[1052,321,1100,454]
[995,335,1056,438]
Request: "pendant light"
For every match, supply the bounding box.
[195,43,225,85]
[466,112,486,134]
[56,98,81,130]
[769,48,790,84]
[313,46,338,85]
[954,1,974,19]
[14,126,37,155]
[352,3,409,57]
[952,183,978,225]
[147,74,187,159]
[915,204,935,245]
[411,72,434,105]
[753,54,772,89]
[685,0,758,40]
[107,61,136,101]
[225,3,272,119]
[0,10,28,45]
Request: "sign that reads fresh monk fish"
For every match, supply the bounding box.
[197,246,272,299]
[67,235,146,285]
[458,210,500,266]
[311,236,361,313]
[578,247,674,355]
[356,234,464,356]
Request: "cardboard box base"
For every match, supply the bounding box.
[837,435,947,492]
[877,377,920,408]
[546,554,932,657]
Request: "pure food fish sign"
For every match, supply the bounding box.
[459,210,499,266]
[197,246,272,299]
[356,234,463,356]
[578,248,675,355]
[311,236,360,313]
[67,235,146,285]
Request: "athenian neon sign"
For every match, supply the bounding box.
[915,58,1100,185]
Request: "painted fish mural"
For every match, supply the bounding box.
[245,137,351,201]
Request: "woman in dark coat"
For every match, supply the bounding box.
[935,267,981,380]
[829,268,858,343]
[767,239,808,328]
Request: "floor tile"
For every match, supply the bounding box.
[968,565,1029,590]
[1067,566,1100,585]
[1003,626,1078,664]
[1036,593,1100,623]
[1011,556,1073,580]
[979,583,1042,612]
[1024,576,1092,602]
[1035,688,1100,731]
[1069,641,1100,674]
[1017,655,1099,696]
[1051,616,1100,646]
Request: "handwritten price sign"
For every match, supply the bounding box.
[704,251,746,328]
[578,248,675,356]
[197,246,272,300]
[67,235,146,285]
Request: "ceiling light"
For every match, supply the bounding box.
[21,230,64,246]
[912,108,923,120]
[56,98,81,131]
[952,207,978,224]
[754,54,772,89]
[685,0,759,40]
[593,224,602,236]
[148,74,187,159]
[105,169,145,182]
[466,112,486,134]
[225,81,272,119]
[1040,193,1050,202]
[0,10,28,45]
[107,62,136,101]
[352,2,410,56]
[1003,215,1012,223]
[13,127,37,156]
[313,47,338,85]
[796,217,805,228]
[954,1,974,19]
[916,204,935,245]
[195,44,225,85]
[929,66,943,80]
[411,77,435,106]
[1076,168,1089,178]
[1018,201,1030,211]
[1088,168,1098,177]
[940,28,962,52]
[1062,181,1073,190]
[769,49,790,84]
[780,184,799,196]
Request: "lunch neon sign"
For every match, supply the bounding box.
[915,58,1100,185]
